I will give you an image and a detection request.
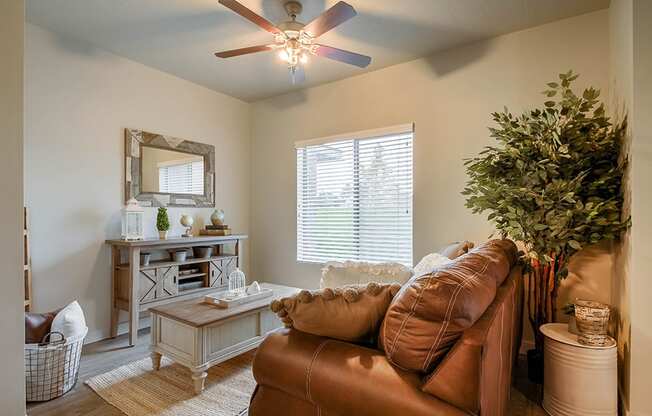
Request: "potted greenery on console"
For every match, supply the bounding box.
[156,207,170,239]
[463,71,629,382]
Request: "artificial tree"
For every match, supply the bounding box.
[156,207,170,239]
[462,71,629,374]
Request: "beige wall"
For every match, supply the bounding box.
[24,23,252,343]
[608,1,652,414]
[608,0,634,411]
[629,1,652,414]
[251,11,610,298]
[0,0,25,412]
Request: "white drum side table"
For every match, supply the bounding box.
[541,323,617,416]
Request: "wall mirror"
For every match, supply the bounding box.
[125,128,215,207]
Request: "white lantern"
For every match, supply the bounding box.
[121,198,144,240]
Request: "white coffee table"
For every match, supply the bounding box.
[148,282,299,393]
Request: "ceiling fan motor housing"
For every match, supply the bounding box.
[284,1,303,20]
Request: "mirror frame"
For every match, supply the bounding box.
[125,128,215,207]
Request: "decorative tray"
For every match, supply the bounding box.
[204,288,273,308]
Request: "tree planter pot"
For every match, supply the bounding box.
[158,230,168,240]
[527,348,544,384]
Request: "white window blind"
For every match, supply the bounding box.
[296,126,413,265]
[158,159,204,195]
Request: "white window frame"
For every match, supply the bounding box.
[295,123,414,266]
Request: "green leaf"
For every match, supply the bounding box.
[568,240,582,250]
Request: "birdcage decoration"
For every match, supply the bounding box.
[121,198,144,240]
[228,268,246,295]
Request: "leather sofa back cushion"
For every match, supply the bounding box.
[271,282,401,343]
[25,311,58,344]
[379,239,518,373]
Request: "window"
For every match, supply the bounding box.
[158,158,204,195]
[296,125,413,265]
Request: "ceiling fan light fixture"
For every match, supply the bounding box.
[214,0,372,81]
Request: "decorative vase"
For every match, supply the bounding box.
[193,246,214,258]
[158,230,168,240]
[140,253,151,266]
[211,209,225,226]
[173,250,188,263]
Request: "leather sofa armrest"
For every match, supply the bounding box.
[422,267,522,416]
[253,328,469,416]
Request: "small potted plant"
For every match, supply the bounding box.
[156,207,170,239]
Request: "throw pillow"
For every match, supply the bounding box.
[25,310,59,344]
[320,261,412,289]
[439,240,475,260]
[271,282,402,343]
[51,300,87,339]
[412,252,452,278]
[378,239,517,373]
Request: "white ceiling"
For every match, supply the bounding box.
[26,0,609,102]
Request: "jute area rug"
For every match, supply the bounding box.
[85,350,255,416]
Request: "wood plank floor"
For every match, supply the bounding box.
[27,329,546,415]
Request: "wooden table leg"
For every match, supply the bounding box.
[128,247,140,347]
[191,368,208,394]
[150,352,162,371]
[110,246,120,338]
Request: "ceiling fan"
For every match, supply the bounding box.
[214,0,371,83]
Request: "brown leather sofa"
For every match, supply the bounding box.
[250,248,523,416]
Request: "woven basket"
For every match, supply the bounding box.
[574,300,610,346]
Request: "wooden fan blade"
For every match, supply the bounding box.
[215,44,275,58]
[303,1,356,38]
[313,44,371,68]
[218,0,282,35]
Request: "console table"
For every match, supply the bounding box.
[105,235,247,346]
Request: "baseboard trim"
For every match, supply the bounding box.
[85,317,151,344]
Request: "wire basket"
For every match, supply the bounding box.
[24,328,87,401]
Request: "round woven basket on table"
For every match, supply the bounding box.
[574,300,610,346]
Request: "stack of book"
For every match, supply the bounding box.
[199,224,232,236]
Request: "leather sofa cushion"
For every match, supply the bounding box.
[253,329,468,416]
[271,282,401,343]
[379,239,518,373]
[25,310,59,344]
